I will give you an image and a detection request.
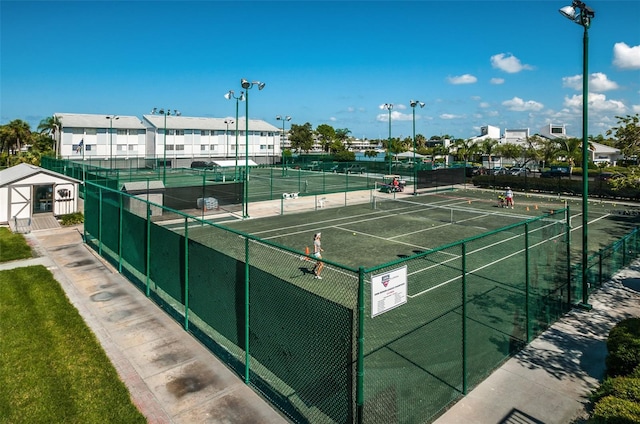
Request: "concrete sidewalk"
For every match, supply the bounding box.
[434,266,640,424]
[7,226,289,424]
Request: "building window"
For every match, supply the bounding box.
[175,145,185,151]
[128,145,136,151]
[85,128,97,135]
[117,129,127,135]
[551,127,563,134]
[201,130,209,136]
[175,130,184,136]
[210,145,216,151]
[201,145,208,151]
[167,145,174,151]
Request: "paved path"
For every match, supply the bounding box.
[3,226,289,424]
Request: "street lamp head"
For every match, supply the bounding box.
[174,110,181,116]
[285,116,291,121]
[241,79,266,90]
[383,103,393,110]
[410,100,426,108]
[151,107,157,114]
[560,1,594,27]
[276,115,281,120]
[559,5,577,20]
[224,91,233,100]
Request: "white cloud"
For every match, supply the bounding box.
[447,74,477,84]
[490,78,505,85]
[347,107,355,113]
[375,111,412,122]
[330,117,337,122]
[562,73,619,92]
[440,113,463,120]
[563,93,627,113]
[502,97,543,112]
[490,53,533,73]
[479,102,490,108]
[613,42,640,70]
[395,104,407,110]
[633,105,640,114]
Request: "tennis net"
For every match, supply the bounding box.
[372,194,560,229]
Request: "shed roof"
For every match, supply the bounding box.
[0,163,80,187]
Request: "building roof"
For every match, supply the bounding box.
[0,163,80,187]
[55,113,146,130]
[591,142,620,154]
[142,115,280,132]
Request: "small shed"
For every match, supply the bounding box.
[121,181,165,218]
[0,163,80,225]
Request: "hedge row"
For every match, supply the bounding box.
[472,175,640,201]
[589,318,640,423]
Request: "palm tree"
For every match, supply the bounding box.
[481,138,499,171]
[38,115,62,157]
[1,119,31,155]
[453,138,480,165]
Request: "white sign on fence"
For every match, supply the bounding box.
[371,266,407,317]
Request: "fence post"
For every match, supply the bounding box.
[598,250,603,286]
[566,205,572,305]
[356,267,365,424]
[244,236,251,384]
[525,222,530,342]
[118,193,123,273]
[184,216,189,331]
[98,187,103,256]
[462,242,467,395]
[146,202,151,297]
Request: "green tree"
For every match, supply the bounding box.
[335,128,351,150]
[532,137,560,169]
[288,122,314,153]
[497,143,522,165]
[37,115,62,155]
[453,138,480,164]
[607,114,640,161]
[315,124,336,153]
[555,137,584,167]
[1,119,31,155]
[481,138,499,169]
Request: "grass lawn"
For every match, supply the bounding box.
[0,227,33,262]
[0,265,146,424]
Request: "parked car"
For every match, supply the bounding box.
[190,161,215,170]
[541,166,571,178]
[510,167,531,177]
[490,167,509,175]
[339,164,367,174]
[598,172,624,182]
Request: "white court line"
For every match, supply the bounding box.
[409,222,565,298]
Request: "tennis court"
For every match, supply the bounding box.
[83,179,640,424]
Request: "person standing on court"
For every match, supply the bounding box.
[505,187,514,209]
[311,232,324,279]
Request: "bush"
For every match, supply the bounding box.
[59,212,84,226]
[606,318,640,377]
[591,396,640,424]
[592,377,640,404]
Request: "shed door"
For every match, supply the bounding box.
[9,185,32,220]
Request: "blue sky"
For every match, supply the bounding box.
[1,0,639,141]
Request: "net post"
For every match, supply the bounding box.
[183,216,190,331]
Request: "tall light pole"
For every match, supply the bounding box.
[410,100,425,195]
[224,119,234,158]
[560,0,595,309]
[105,115,119,170]
[151,108,181,184]
[240,78,265,218]
[225,90,245,180]
[276,115,291,176]
[383,103,393,175]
